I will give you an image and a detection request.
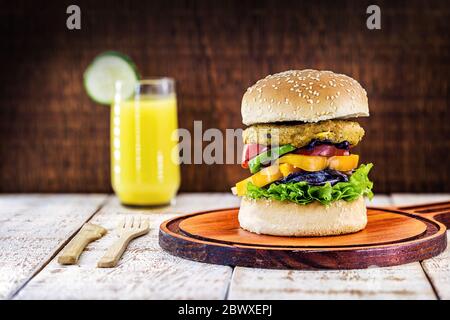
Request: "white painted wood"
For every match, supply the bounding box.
[391,193,450,206]
[228,195,437,300]
[58,223,107,265]
[0,194,107,299]
[422,237,450,300]
[97,217,149,268]
[366,195,394,210]
[16,193,239,300]
[365,194,392,207]
[229,263,435,300]
[6,193,448,300]
[391,194,450,300]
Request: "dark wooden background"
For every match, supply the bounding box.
[0,0,449,193]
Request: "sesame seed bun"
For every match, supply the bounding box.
[241,69,369,125]
[238,196,367,236]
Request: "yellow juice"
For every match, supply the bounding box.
[111,95,180,205]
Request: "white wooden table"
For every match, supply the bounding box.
[0,193,449,300]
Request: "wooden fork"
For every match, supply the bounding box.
[97,216,150,268]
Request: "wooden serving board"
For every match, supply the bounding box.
[159,201,450,269]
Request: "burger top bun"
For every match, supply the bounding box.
[241,69,369,125]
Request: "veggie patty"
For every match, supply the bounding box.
[243,120,364,148]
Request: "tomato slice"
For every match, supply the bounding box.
[297,145,349,157]
[241,144,267,168]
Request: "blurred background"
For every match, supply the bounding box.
[0,0,448,193]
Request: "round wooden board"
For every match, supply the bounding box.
[159,206,448,270]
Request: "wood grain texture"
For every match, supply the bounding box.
[421,237,450,300]
[4,193,449,300]
[15,193,239,299]
[227,195,437,299]
[391,194,450,300]
[0,194,107,299]
[97,217,149,268]
[0,0,449,193]
[58,223,107,265]
[160,206,447,270]
[228,263,436,299]
[178,208,428,247]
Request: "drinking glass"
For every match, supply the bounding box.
[111,78,180,206]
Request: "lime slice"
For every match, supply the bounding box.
[83,51,139,105]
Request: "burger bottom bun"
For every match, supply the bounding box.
[238,197,367,237]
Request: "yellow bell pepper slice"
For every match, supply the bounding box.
[328,154,359,171]
[279,163,302,177]
[235,164,283,196]
[277,154,328,172]
[235,154,360,197]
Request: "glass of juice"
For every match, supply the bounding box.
[111,78,180,206]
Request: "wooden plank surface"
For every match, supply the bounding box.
[15,193,239,300]
[391,194,450,207]
[228,263,435,300]
[365,194,392,207]
[421,237,450,300]
[0,194,107,299]
[391,194,450,300]
[228,195,437,300]
[4,193,449,300]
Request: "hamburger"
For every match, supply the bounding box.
[233,69,374,236]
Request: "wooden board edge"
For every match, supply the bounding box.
[159,207,447,251]
[158,206,448,270]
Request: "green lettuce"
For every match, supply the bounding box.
[246,163,374,205]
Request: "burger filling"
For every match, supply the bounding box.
[242,120,365,149]
[234,120,373,205]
